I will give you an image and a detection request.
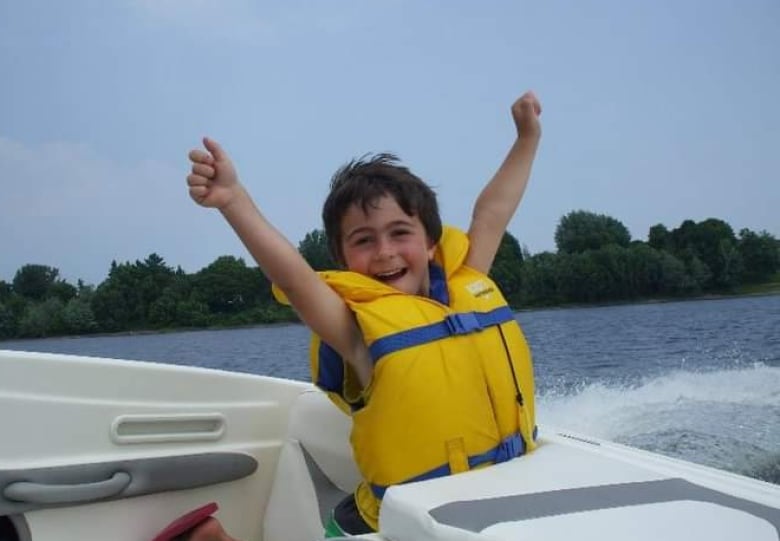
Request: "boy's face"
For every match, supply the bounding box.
[340,195,435,296]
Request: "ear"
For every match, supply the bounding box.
[427,238,436,261]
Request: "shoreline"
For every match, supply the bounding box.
[2,290,778,343]
[514,289,780,313]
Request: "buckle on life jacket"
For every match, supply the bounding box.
[444,312,483,335]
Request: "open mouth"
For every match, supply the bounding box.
[374,268,407,282]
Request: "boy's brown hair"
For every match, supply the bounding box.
[322,153,442,265]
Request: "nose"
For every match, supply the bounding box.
[375,235,395,260]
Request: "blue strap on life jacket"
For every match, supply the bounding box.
[368,306,516,364]
[315,263,449,404]
[427,262,449,305]
[317,341,364,411]
[317,341,344,395]
[369,431,529,500]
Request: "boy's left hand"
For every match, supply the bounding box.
[511,91,542,141]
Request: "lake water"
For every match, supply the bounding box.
[3,295,779,484]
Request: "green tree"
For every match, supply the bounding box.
[91,261,145,331]
[0,301,14,339]
[148,289,179,327]
[656,251,690,295]
[254,267,273,300]
[0,280,11,302]
[145,269,194,328]
[12,264,60,300]
[684,253,712,294]
[299,229,337,270]
[647,224,671,252]
[624,243,683,296]
[175,299,211,327]
[623,243,690,297]
[489,232,524,306]
[625,243,659,296]
[553,251,582,302]
[717,238,743,290]
[558,251,613,303]
[598,245,636,300]
[3,294,28,335]
[48,280,78,303]
[519,252,561,306]
[192,256,265,314]
[669,218,740,290]
[91,254,179,331]
[18,297,65,338]
[738,229,780,283]
[61,297,97,334]
[555,210,631,254]
[137,253,178,316]
[75,280,96,307]
[669,219,697,254]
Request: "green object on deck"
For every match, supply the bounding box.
[323,513,347,538]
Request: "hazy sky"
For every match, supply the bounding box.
[2,1,778,285]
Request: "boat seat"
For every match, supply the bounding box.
[263,389,371,541]
[377,433,780,541]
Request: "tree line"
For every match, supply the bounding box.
[1,211,778,340]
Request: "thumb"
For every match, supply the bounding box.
[203,137,228,162]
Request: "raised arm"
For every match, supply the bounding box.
[466,92,542,274]
[187,138,372,385]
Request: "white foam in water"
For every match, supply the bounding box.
[538,364,780,482]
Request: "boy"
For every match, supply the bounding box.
[185,91,541,538]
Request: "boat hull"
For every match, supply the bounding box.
[1,349,777,541]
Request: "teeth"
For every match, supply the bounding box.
[376,269,404,279]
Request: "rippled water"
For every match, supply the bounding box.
[4,295,779,484]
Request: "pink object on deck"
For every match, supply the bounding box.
[151,502,219,541]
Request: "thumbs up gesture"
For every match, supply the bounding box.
[187,137,242,209]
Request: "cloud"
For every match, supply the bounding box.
[0,136,235,284]
[0,137,173,220]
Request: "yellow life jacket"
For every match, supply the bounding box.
[275,226,536,530]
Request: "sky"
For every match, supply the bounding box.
[1,0,778,285]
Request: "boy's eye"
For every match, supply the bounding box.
[354,236,372,246]
[392,229,411,237]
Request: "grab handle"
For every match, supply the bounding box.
[3,471,131,504]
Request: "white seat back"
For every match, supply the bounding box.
[263,390,362,541]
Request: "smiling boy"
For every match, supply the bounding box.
[186,91,542,538]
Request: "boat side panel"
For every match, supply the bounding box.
[0,349,312,541]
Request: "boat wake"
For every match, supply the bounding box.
[537,363,780,484]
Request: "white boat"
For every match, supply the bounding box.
[1,349,778,541]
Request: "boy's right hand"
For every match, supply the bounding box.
[187,137,241,209]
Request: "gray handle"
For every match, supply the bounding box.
[3,471,131,504]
